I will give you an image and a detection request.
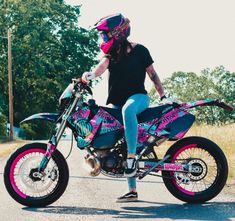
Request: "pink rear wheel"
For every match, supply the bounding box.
[162,136,228,203]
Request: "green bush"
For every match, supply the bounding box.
[20,121,54,140]
[0,112,7,141]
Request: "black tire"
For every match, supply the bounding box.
[162,136,228,203]
[4,142,69,207]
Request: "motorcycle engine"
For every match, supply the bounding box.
[92,139,127,175]
[101,152,124,174]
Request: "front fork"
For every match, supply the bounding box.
[38,136,57,172]
[38,93,81,172]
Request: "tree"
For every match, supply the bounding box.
[0,110,7,140]
[200,66,235,124]
[149,66,235,125]
[0,0,99,139]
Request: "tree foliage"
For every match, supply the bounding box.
[0,0,99,139]
[149,66,235,125]
[0,110,7,140]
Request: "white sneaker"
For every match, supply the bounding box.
[124,158,137,177]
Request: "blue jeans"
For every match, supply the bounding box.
[112,93,150,190]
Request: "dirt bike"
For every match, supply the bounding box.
[4,79,233,207]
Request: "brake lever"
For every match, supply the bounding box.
[83,84,93,96]
[72,78,93,96]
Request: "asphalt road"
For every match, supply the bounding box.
[0,141,235,221]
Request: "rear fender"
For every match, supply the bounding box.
[148,109,195,140]
[181,99,233,111]
[20,113,60,124]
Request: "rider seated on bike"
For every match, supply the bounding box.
[81,13,172,202]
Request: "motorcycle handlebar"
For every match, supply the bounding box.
[72,78,93,96]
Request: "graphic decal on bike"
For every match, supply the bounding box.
[136,108,188,147]
[74,120,93,137]
[97,108,123,134]
[156,109,187,133]
[136,121,154,148]
[147,108,188,139]
[68,107,123,148]
[163,163,184,171]
[182,99,215,109]
[68,103,195,148]
[45,143,56,158]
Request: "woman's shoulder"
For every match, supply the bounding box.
[131,42,148,50]
[130,43,150,55]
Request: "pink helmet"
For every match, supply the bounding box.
[94,13,130,54]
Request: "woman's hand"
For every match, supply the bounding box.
[81,72,96,83]
[160,96,182,105]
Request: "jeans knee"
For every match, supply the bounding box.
[122,105,135,120]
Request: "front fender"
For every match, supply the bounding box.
[20,113,60,124]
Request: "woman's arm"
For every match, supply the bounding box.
[82,57,109,82]
[146,64,165,98]
[93,57,110,77]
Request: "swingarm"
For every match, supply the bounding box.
[138,158,203,180]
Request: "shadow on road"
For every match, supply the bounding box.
[69,175,162,184]
[119,202,235,220]
[23,201,235,220]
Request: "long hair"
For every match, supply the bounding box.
[107,39,133,63]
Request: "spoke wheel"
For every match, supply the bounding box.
[12,151,59,198]
[4,143,69,207]
[162,136,228,203]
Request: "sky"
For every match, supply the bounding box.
[65,0,235,105]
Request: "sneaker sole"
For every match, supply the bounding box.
[124,169,137,177]
[116,197,138,203]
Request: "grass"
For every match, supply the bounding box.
[155,124,235,193]
[187,124,235,181]
[0,140,29,157]
[187,124,235,193]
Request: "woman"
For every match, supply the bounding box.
[82,14,167,202]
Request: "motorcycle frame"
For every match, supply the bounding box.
[38,90,177,176]
[36,83,233,177]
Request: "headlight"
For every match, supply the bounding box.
[59,83,74,106]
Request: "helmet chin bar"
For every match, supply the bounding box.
[100,38,114,54]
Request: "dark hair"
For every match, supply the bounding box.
[106,40,133,63]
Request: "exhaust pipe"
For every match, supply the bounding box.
[84,154,101,176]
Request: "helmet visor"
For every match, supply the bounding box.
[100,32,112,43]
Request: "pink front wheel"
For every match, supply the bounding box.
[4,142,69,207]
[162,136,228,203]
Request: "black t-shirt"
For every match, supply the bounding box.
[106,44,154,106]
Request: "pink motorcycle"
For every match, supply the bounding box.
[4,79,233,207]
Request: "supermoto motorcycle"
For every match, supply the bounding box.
[4,79,233,207]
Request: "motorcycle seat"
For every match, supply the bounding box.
[101,104,175,124]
